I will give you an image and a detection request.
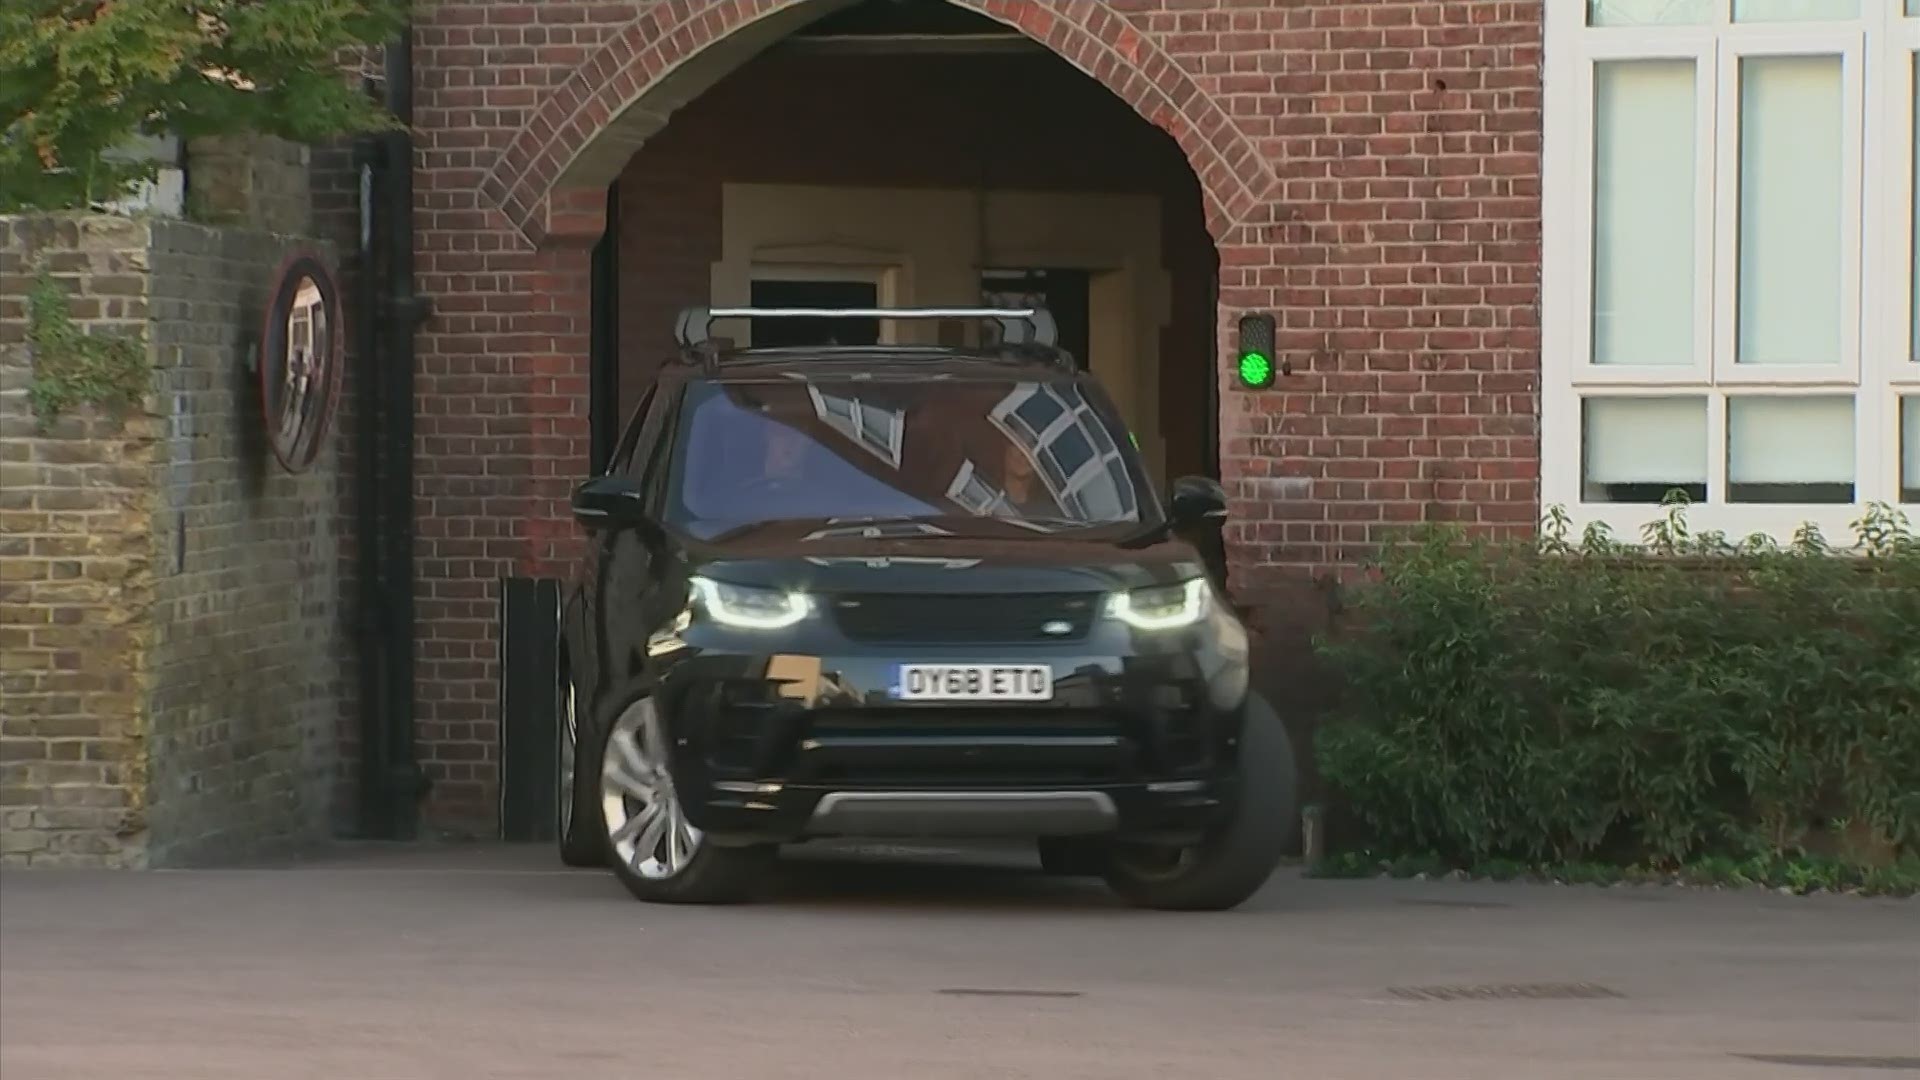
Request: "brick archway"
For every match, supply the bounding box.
[380,0,1547,833]
[476,0,1274,248]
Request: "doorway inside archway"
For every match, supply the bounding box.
[515,0,1232,839]
[589,0,1222,496]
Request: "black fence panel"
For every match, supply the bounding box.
[499,576,561,841]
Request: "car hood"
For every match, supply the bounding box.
[683,533,1209,595]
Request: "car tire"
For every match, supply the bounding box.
[608,835,774,906]
[1102,691,1296,911]
[556,655,605,869]
[598,696,774,905]
[1036,837,1109,876]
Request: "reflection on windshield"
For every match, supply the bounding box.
[802,520,954,540]
[666,378,1141,539]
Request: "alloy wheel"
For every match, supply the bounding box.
[601,698,703,880]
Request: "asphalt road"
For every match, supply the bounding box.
[1,842,1915,1080]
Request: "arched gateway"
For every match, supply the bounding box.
[477,0,1275,247]
[377,0,1544,833]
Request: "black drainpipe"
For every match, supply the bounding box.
[379,24,428,837]
[589,180,620,473]
[351,72,388,839]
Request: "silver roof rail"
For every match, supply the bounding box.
[673,305,1059,350]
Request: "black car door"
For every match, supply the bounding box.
[581,382,696,720]
[572,385,658,709]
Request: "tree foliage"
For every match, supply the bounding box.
[1,0,408,211]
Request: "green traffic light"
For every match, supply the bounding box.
[1237,351,1274,389]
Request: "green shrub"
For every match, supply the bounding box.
[1306,848,1920,896]
[1315,498,1920,871]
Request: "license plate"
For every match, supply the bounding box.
[895,664,1053,702]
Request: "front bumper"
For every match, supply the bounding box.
[697,779,1238,845]
[640,617,1251,844]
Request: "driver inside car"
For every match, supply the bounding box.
[760,418,811,491]
[996,439,1059,519]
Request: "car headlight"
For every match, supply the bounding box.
[1108,578,1210,631]
[689,576,811,629]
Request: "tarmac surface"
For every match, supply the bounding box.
[1,841,1916,1079]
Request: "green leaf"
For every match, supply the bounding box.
[1,0,407,211]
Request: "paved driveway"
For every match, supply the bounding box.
[1,842,1915,1079]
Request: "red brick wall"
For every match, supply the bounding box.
[314,0,1543,832]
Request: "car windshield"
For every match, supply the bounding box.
[665,376,1144,540]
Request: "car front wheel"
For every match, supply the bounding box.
[1102,692,1296,911]
[599,697,773,904]
[555,657,604,868]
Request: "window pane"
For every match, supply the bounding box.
[858,403,893,439]
[1036,449,1068,489]
[1581,397,1708,504]
[1588,0,1713,25]
[1079,472,1125,519]
[1913,54,1918,364]
[1593,60,1697,367]
[1903,398,1920,502]
[1051,426,1095,479]
[1734,0,1860,19]
[1086,414,1116,456]
[1910,0,1920,16]
[1013,390,1065,435]
[1737,55,1846,367]
[1727,397,1855,503]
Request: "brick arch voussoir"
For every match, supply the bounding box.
[480,0,1275,248]
[953,0,1272,240]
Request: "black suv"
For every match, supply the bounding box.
[557,307,1296,910]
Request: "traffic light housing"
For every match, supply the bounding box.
[1235,313,1276,389]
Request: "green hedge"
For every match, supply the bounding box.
[1314,499,1920,873]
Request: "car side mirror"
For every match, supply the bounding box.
[571,475,652,530]
[1167,475,1229,529]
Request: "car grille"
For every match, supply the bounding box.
[799,708,1136,783]
[827,592,1100,643]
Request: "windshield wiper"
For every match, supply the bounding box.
[797,514,956,540]
[822,514,937,526]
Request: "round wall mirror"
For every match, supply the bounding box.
[258,250,344,473]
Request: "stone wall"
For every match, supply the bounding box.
[185,135,314,236]
[143,222,344,865]
[0,212,345,867]
[0,215,159,867]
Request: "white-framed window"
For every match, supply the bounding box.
[945,459,1008,515]
[1544,1,1920,541]
[805,386,904,467]
[989,384,1137,520]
